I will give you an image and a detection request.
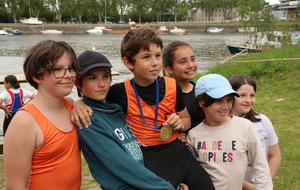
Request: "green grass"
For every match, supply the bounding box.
[196,45,300,189]
[0,155,101,190]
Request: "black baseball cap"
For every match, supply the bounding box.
[77,50,112,79]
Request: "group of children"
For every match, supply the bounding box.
[2,28,281,190]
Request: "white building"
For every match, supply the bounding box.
[272,0,299,20]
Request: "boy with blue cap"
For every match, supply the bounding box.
[187,73,271,190]
[75,50,176,190]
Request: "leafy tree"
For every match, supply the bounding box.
[152,0,165,22]
[73,0,90,23]
[237,0,276,50]
[129,0,149,23]
[199,0,222,22]
[220,0,238,21]
[296,3,300,18]
[112,0,129,22]
[6,0,22,23]
[186,0,200,22]
[47,0,72,23]
[90,0,105,23]
[31,0,44,18]
[0,8,11,22]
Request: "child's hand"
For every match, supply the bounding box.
[4,108,12,118]
[71,99,93,129]
[163,113,183,132]
[178,132,188,143]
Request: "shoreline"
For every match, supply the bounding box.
[0,22,296,34]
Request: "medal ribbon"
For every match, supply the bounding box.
[131,78,160,129]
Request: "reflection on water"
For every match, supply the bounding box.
[0,32,242,118]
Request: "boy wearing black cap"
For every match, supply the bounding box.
[75,50,175,190]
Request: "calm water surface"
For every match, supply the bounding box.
[0,32,244,119]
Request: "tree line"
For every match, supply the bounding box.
[0,0,275,24]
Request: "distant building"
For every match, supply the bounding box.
[272,0,299,20]
[188,8,239,23]
[188,0,299,23]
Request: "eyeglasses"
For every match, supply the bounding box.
[52,67,77,79]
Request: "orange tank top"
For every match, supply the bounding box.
[20,99,81,190]
[124,77,179,146]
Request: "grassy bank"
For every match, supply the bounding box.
[0,46,299,189]
[197,45,300,189]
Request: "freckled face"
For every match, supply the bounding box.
[231,84,256,116]
[168,46,198,82]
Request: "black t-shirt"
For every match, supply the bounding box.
[107,76,185,115]
[183,81,205,130]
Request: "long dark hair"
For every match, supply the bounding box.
[4,75,20,89]
[229,74,261,123]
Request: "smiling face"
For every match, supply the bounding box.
[201,94,234,126]
[166,46,198,83]
[231,84,256,117]
[37,53,76,98]
[124,43,162,86]
[77,67,111,102]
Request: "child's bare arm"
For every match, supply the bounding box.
[71,99,93,129]
[4,111,38,189]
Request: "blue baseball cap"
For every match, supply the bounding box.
[195,74,240,98]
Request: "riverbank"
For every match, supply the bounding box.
[0,21,298,34]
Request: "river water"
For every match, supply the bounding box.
[0,32,244,119]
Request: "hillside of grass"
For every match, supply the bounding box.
[196,45,300,190]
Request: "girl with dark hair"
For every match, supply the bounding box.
[0,75,35,135]
[229,74,281,190]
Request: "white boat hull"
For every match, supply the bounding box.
[207,27,223,33]
[0,30,7,35]
[20,17,42,25]
[41,30,63,34]
[170,27,186,33]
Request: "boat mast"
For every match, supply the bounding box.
[29,0,32,17]
[104,0,106,23]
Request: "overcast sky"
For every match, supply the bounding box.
[266,0,279,5]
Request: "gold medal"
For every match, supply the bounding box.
[159,125,172,141]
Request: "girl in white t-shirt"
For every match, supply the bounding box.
[229,74,281,190]
[0,75,35,135]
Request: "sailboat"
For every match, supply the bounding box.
[20,1,42,25]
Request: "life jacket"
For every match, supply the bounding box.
[5,89,24,114]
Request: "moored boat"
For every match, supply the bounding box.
[87,27,105,34]
[41,29,63,34]
[207,27,223,33]
[6,30,22,35]
[170,26,186,34]
[157,26,168,33]
[20,17,42,25]
[0,30,7,35]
